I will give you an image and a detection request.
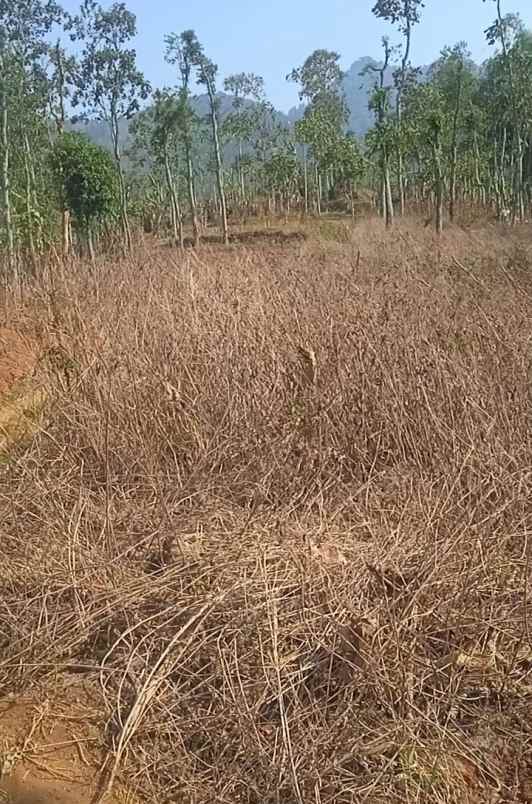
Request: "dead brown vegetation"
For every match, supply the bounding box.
[1,218,532,803]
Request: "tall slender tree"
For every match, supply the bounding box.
[70,0,150,251]
[372,0,425,214]
[0,0,62,270]
[288,49,347,213]
[48,42,77,254]
[430,42,477,222]
[131,89,185,248]
[223,72,265,205]
[366,37,395,225]
[484,1,526,221]
[0,29,15,268]
[180,31,229,245]
[165,31,201,246]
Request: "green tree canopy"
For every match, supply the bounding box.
[51,131,119,231]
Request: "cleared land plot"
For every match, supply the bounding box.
[1,219,532,803]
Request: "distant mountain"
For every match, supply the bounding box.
[70,55,426,153]
[70,91,291,157]
[69,117,129,150]
[344,56,395,136]
[287,103,305,125]
[286,56,395,137]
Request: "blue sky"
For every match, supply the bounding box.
[61,0,532,110]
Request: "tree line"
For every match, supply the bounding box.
[0,0,531,266]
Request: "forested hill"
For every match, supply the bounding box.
[342,56,396,135]
[287,57,397,135]
[73,56,400,148]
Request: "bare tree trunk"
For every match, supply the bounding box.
[238,140,246,206]
[164,146,183,249]
[495,0,523,222]
[111,112,132,252]
[493,137,502,217]
[384,164,394,228]
[515,146,525,222]
[23,129,44,262]
[117,163,131,250]
[432,132,444,235]
[500,125,507,205]
[495,126,508,215]
[303,146,309,216]
[53,43,71,256]
[206,85,229,244]
[23,132,36,264]
[449,57,464,224]
[375,39,394,227]
[62,208,71,256]
[449,143,458,223]
[86,226,95,263]
[472,132,487,208]
[0,53,15,274]
[397,149,405,216]
[526,139,532,215]
[183,139,199,246]
[316,166,322,216]
[380,144,394,227]
[395,17,412,217]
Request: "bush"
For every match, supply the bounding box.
[50,131,119,234]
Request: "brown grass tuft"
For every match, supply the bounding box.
[1,219,532,803]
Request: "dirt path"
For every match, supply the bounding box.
[0,328,45,452]
[0,331,115,804]
[0,694,140,804]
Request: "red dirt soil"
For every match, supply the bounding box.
[0,328,38,397]
[0,691,141,804]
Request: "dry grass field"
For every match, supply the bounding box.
[1,218,532,803]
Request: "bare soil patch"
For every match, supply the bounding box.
[0,691,140,804]
[0,329,38,398]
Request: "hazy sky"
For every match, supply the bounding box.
[61,0,532,110]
